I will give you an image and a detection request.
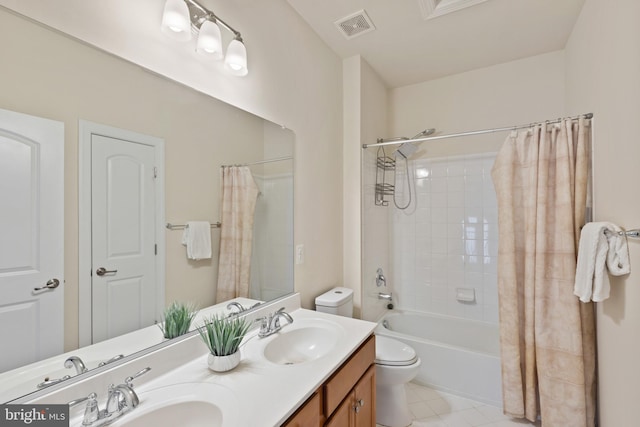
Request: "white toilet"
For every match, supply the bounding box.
[315,287,421,427]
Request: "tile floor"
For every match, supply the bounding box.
[377,382,541,427]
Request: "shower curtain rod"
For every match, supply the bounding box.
[222,155,293,168]
[362,113,594,149]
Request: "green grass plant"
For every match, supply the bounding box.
[198,314,251,356]
[158,301,198,339]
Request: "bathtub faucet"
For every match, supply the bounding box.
[378,292,393,301]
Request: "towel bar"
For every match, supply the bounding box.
[166,222,221,230]
[618,229,640,238]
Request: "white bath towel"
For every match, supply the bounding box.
[574,222,630,302]
[181,221,212,260]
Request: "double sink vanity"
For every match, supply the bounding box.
[13,293,377,426]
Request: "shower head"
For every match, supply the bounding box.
[412,128,436,139]
[394,128,437,159]
[394,141,419,159]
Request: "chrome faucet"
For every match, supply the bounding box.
[65,356,88,375]
[68,367,150,427]
[226,301,246,315]
[257,307,294,338]
[105,383,140,415]
[378,292,393,301]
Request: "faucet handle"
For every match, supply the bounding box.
[98,354,125,367]
[68,392,99,424]
[125,367,151,387]
[255,316,269,333]
[67,393,91,408]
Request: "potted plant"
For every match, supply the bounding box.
[158,301,198,339]
[198,314,251,372]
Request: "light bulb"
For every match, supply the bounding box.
[161,0,192,41]
[224,39,248,76]
[196,20,223,59]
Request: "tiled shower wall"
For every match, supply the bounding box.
[390,153,499,324]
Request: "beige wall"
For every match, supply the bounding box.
[0,0,344,324]
[565,0,640,424]
[342,56,362,317]
[389,50,566,157]
[359,59,391,322]
[343,56,390,320]
[0,9,272,351]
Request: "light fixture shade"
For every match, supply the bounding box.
[196,20,223,59]
[224,39,248,76]
[161,0,192,41]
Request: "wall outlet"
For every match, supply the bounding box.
[295,244,305,265]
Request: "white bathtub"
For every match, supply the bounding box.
[374,310,502,406]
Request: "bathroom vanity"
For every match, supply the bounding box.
[284,335,376,426]
[14,294,377,427]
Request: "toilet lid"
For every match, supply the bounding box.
[375,335,418,366]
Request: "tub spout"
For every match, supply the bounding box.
[378,292,393,301]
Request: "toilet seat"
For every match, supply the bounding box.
[375,335,418,366]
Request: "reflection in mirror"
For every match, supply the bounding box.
[0,7,294,402]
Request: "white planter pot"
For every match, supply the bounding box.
[207,351,241,372]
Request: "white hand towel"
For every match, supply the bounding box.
[574,222,630,302]
[181,221,212,260]
[605,225,630,277]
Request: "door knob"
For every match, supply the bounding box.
[34,278,60,291]
[96,267,118,276]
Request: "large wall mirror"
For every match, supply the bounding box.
[0,7,294,402]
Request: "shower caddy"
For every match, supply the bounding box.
[375,147,395,206]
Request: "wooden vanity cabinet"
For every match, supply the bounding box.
[325,366,375,427]
[282,335,376,427]
[284,392,322,427]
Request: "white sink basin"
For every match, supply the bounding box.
[110,383,241,427]
[262,319,345,365]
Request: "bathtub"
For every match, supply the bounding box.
[375,309,502,406]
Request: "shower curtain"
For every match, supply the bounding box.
[216,166,260,302]
[491,117,595,426]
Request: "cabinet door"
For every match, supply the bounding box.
[284,392,321,427]
[325,391,353,427]
[354,366,376,427]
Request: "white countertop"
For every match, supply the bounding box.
[119,308,376,426]
[22,294,377,427]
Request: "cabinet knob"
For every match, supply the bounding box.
[353,398,365,413]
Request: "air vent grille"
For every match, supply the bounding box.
[334,10,376,39]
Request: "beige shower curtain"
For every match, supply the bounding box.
[491,117,596,426]
[216,166,260,302]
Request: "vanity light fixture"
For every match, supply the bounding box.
[161,0,248,76]
[161,0,192,40]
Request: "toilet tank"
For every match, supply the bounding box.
[315,287,353,317]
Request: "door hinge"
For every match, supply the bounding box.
[155,244,157,255]
[153,167,158,179]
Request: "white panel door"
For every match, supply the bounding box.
[91,135,158,343]
[0,108,64,372]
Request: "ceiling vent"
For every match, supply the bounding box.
[334,10,376,40]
